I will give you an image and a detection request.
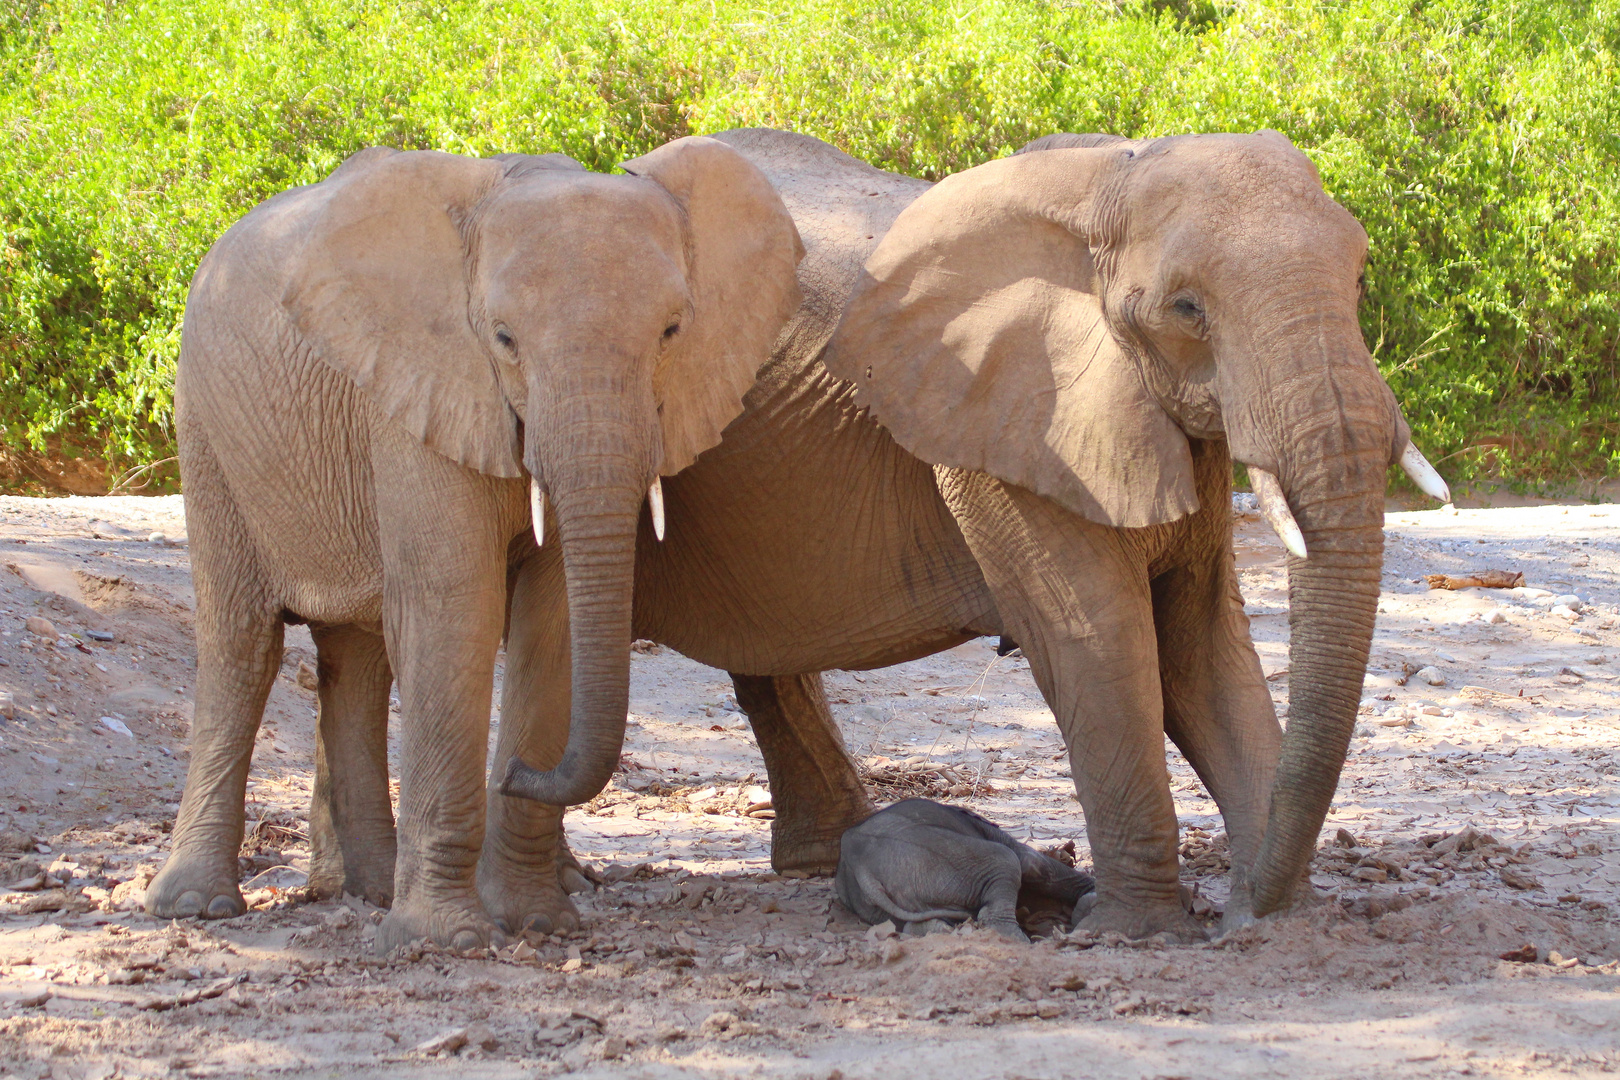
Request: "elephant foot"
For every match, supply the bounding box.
[769,828,846,876]
[145,853,246,920]
[981,917,1030,943]
[478,861,581,941]
[1070,893,1208,943]
[376,888,507,955]
[307,853,395,908]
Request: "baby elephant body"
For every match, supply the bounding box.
[835,799,1095,941]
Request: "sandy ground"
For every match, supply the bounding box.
[0,493,1617,1079]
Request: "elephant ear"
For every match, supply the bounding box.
[282,149,523,477]
[622,136,805,475]
[824,147,1199,529]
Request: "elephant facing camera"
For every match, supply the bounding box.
[833,799,1094,943]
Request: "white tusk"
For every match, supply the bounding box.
[1249,467,1307,559]
[648,476,665,542]
[529,479,545,547]
[1399,441,1451,504]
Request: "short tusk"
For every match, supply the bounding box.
[1249,467,1307,559]
[1399,441,1451,504]
[648,476,665,542]
[529,479,545,547]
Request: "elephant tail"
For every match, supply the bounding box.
[856,870,974,926]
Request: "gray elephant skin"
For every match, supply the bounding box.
[835,799,1094,941]
[147,137,803,952]
[498,128,1446,942]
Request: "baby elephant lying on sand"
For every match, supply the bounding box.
[835,799,1095,942]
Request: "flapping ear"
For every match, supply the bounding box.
[824,148,1198,529]
[282,149,523,477]
[622,136,804,475]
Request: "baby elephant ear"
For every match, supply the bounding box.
[622,136,805,475]
[825,147,1198,529]
[282,149,523,478]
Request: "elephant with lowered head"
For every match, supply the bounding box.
[499,129,1448,941]
[145,137,802,952]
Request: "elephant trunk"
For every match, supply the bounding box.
[502,381,659,807]
[1231,335,1393,918]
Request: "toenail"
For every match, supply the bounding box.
[522,913,554,935]
[206,894,242,919]
[450,930,483,951]
[173,890,205,918]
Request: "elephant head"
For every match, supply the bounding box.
[825,131,1445,917]
[282,138,803,806]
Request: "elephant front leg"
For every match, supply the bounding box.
[1153,563,1284,931]
[479,546,581,939]
[938,469,1202,942]
[146,605,284,921]
[307,623,397,907]
[731,672,873,874]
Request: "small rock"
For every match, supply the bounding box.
[1500,868,1541,891]
[879,939,906,965]
[598,1034,626,1059]
[0,691,13,720]
[1035,999,1064,1019]
[465,1023,499,1052]
[1419,704,1444,716]
[1550,605,1580,620]
[99,716,134,738]
[1547,951,1580,969]
[1352,866,1388,884]
[14,988,50,1008]
[295,662,319,691]
[24,616,56,640]
[1499,943,1538,963]
[414,1027,469,1055]
[1415,666,1446,687]
[1334,828,1358,848]
[865,919,897,941]
[87,629,115,642]
[1553,594,1583,611]
[560,957,583,973]
[1486,609,1507,624]
[147,532,166,544]
[3,858,46,891]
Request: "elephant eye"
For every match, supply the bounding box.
[494,327,516,352]
[1171,296,1203,321]
[662,319,681,341]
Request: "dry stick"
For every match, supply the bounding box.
[923,650,1004,772]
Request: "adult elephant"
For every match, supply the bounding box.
[494,128,1450,941]
[145,137,803,953]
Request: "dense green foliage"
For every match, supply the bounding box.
[3,0,1617,491]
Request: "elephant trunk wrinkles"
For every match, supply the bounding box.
[503,435,653,807]
[1243,356,1391,918]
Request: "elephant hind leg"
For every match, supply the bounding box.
[732,672,873,875]
[147,441,284,920]
[308,624,396,906]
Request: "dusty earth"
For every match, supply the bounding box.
[0,492,1617,1079]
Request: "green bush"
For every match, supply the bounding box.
[3,0,1617,492]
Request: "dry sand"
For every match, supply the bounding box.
[0,493,1616,1079]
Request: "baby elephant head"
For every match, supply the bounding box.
[282,139,804,805]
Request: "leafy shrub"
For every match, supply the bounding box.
[2,0,1617,491]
